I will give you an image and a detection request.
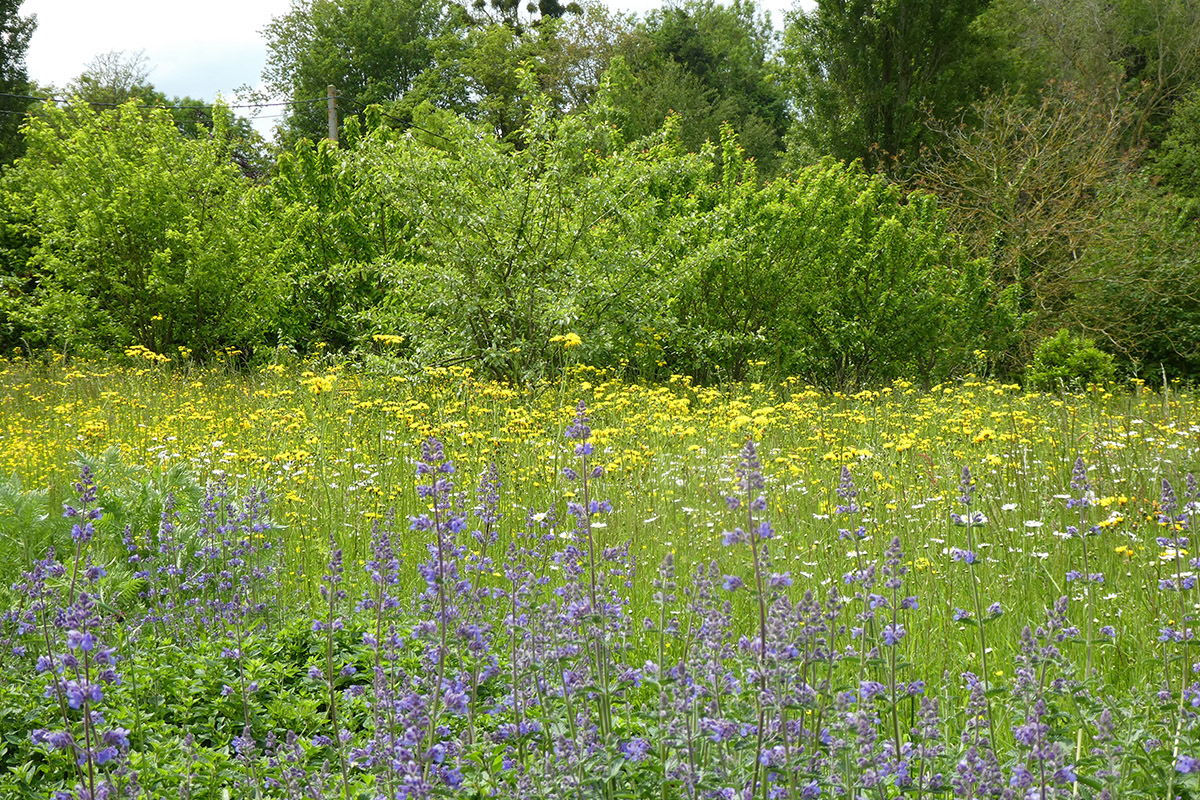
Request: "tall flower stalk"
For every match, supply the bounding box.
[951,467,994,718]
[409,436,468,789]
[561,401,614,741]
[721,438,772,798]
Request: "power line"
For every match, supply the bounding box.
[341,97,451,143]
[0,91,327,112]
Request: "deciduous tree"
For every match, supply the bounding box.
[782,0,1005,174]
[0,0,35,164]
[261,0,450,144]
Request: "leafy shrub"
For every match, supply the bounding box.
[0,101,279,358]
[1026,328,1115,390]
[671,138,994,387]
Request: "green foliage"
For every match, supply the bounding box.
[359,87,705,381]
[1157,86,1200,201]
[59,51,272,179]
[0,0,35,165]
[607,0,787,173]
[1069,176,1200,378]
[915,82,1137,375]
[256,122,414,353]
[261,0,452,144]
[980,0,1200,147]
[672,140,993,386]
[1026,328,1115,391]
[0,101,280,358]
[0,473,54,584]
[782,0,1004,174]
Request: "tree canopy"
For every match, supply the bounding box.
[0,0,35,164]
[261,0,452,144]
[0,0,1198,385]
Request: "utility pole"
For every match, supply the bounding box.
[326,85,338,144]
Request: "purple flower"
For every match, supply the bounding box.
[768,572,792,588]
[835,466,859,514]
[958,466,976,507]
[619,737,651,763]
[951,548,977,565]
[882,624,906,646]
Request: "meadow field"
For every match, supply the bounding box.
[1,351,1198,798]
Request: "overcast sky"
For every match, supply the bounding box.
[22,0,810,133]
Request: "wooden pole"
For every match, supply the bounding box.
[326,85,338,144]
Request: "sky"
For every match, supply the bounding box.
[22,0,810,134]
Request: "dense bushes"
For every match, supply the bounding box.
[0,91,1156,387]
[1026,328,1115,391]
[672,134,992,386]
[0,102,279,357]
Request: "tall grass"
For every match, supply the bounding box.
[0,353,1195,696]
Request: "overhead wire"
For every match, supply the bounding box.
[1,91,456,137]
[0,91,327,113]
[341,96,452,142]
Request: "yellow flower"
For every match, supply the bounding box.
[550,332,583,349]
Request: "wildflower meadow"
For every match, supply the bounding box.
[2,352,1199,798]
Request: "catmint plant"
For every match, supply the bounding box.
[311,537,351,797]
[1161,474,1200,798]
[30,468,135,800]
[1065,457,1102,677]
[561,400,617,743]
[1010,597,1079,798]
[409,436,472,791]
[720,438,775,798]
[835,466,881,681]
[950,466,999,718]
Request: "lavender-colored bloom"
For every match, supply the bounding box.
[737,439,766,496]
[835,466,859,514]
[1067,457,1091,508]
[1163,478,1179,521]
[619,737,651,763]
[881,624,906,646]
[958,466,976,506]
[950,511,987,527]
[951,548,977,565]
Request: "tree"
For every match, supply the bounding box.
[1068,179,1200,378]
[344,86,707,381]
[0,101,279,356]
[261,0,451,144]
[61,51,272,179]
[66,50,160,108]
[0,0,35,164]
[915,82,1136,371]
[979,0,1200,146]
[782,0,1005,174]
[1156,86,1200,202]
[462,0,581,33]
[607,0,787,172]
